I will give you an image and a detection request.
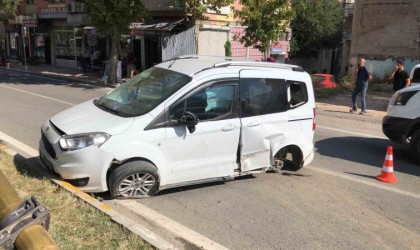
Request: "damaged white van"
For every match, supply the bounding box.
[39,56,316,198]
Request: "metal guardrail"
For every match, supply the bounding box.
[0,170,58,250]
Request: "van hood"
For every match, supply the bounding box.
[50,100,135,135]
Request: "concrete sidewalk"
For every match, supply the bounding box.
[3,61,110,86]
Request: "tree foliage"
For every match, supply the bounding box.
[233,0,293,55]
[0,0,22,16]
[177,0,234,22]
[290,0,344,57]
[82,0,148,84]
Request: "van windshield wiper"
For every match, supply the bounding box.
[94,100,122,116]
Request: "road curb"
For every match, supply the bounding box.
[0,139,174,250]
[52,180,174,250]
[109,199,229,250]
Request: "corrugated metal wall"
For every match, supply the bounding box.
[161,27,196,61]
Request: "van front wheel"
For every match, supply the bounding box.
[109,161,159,198]
[409,130,420,164]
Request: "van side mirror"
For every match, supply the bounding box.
[177,111,198,133]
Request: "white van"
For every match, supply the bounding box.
[39,56,316,198]
[383,84,420,164]
[410,64,420,86]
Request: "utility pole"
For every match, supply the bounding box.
[0,170,58,249]
[22,27,27,70]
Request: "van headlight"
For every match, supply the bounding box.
[59,132,111,151]
[393,91,418,106]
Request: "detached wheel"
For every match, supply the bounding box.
[109,161,159,198]
[409,130,420,164]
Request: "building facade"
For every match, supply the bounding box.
[349,0,420,77]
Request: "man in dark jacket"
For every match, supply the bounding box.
[350,57,372,115]
[389,61,410,91]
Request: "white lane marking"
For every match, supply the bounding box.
[0,84,76,106]
[317,125,387,139]
[306,165,420,200]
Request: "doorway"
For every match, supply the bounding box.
[45,36,51,65]
[145,37,161,69]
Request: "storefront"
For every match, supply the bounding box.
[51,26,82,68]
[37,3,83,68]
[5,28,20,60]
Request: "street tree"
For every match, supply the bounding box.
[82,0,148,84]
[176,0,234,22]
[290,0,344,57]
[0,0,22,16]
[233,0,294,57]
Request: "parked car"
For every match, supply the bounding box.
[39,56,316,198]
[382,84,420,164]
[312,74,337,89]
[409,64,420,86]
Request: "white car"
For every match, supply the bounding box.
[39,55,316,198]
[383,84,420,164]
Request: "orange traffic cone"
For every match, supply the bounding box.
[376,146,397,183]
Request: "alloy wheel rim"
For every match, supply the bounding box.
[118,173,156,197]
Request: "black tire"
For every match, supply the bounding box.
[409,130,420,164]
[109,161,159,199]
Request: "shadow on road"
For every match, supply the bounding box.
[315,136,420,177]
[0,70,103,91]
[13,154,56,180]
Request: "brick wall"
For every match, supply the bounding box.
[349,0,420,74]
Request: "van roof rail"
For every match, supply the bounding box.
[166,55,305,74]
[213,61,304,72]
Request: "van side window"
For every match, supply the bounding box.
[287,81,308,108]
[170,84,235,122]
[240,78,288,118]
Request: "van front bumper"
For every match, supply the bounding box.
[382,115,411,144]
[39,123,114,193]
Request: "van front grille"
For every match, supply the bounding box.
[41,131,56,159]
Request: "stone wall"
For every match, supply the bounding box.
[349,0,420,76]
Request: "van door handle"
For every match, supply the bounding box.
[247,120,261,127]
[221,124,235,131]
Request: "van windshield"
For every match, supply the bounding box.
[96,67,191,117]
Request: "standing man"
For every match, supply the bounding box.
[389,61,410,91]
[350,57,372,115]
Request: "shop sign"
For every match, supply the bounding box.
[67,14,83,25]
[129,23,144,29]
[5,27,18,33]
[38,7,67,19]
[22,15,38,27]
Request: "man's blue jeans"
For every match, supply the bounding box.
[352,80,368,112]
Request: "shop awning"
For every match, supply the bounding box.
[129,19,184,31]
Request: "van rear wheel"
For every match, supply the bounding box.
[109,161,159,198]
[409,130,420,164]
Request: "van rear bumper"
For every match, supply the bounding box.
[382,115,411,143]
[303,150,314,166]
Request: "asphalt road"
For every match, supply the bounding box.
[1,69,419,249]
